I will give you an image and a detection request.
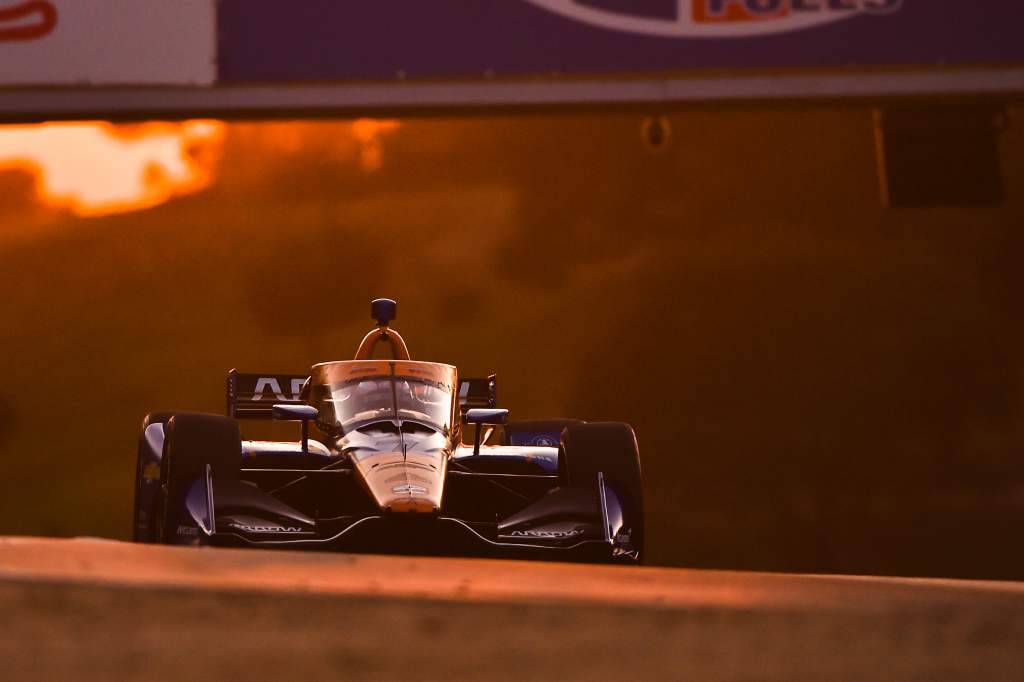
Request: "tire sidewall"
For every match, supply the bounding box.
[132,412,175,543]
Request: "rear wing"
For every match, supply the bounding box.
[458,374,497,414]
[227,369,308,419]
[228,369,496,420]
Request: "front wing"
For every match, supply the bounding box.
[173,467,639,563]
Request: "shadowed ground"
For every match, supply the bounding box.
[0,538,1022,681]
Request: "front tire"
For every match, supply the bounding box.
[156,413,241,543]
[560,422,644,560]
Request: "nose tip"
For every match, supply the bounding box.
[387,497,439,514]
[354,449,445,514]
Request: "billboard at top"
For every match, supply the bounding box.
[217,0,1024,83]
[0,0,1022,118]
[0,0,215,86]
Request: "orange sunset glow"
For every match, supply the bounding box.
[0,118,401,217]
[0,120,225,217]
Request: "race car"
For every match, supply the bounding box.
[132,299,644,563]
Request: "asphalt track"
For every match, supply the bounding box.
[1,537,1023,681]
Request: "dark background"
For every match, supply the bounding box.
[1,106,1021,578]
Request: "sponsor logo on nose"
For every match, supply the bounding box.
[392,484,428,494]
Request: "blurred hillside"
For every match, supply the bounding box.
[0,108,1022,578]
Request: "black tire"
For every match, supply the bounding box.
[560,422,644,558]
[132,412,177,543]
[505,419,583,447]
[156,413,241,543]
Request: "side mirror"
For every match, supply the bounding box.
[272,404,318,421]
[465,408,509,456]
[272,404,319,454]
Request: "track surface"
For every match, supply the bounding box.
[1,537,1023,681]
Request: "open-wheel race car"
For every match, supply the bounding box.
[132,299,644,563]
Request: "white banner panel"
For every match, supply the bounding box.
[0,0,215,86]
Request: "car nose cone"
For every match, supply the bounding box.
[352,451,445,513]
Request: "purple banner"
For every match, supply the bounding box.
[217,1,1024,83]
